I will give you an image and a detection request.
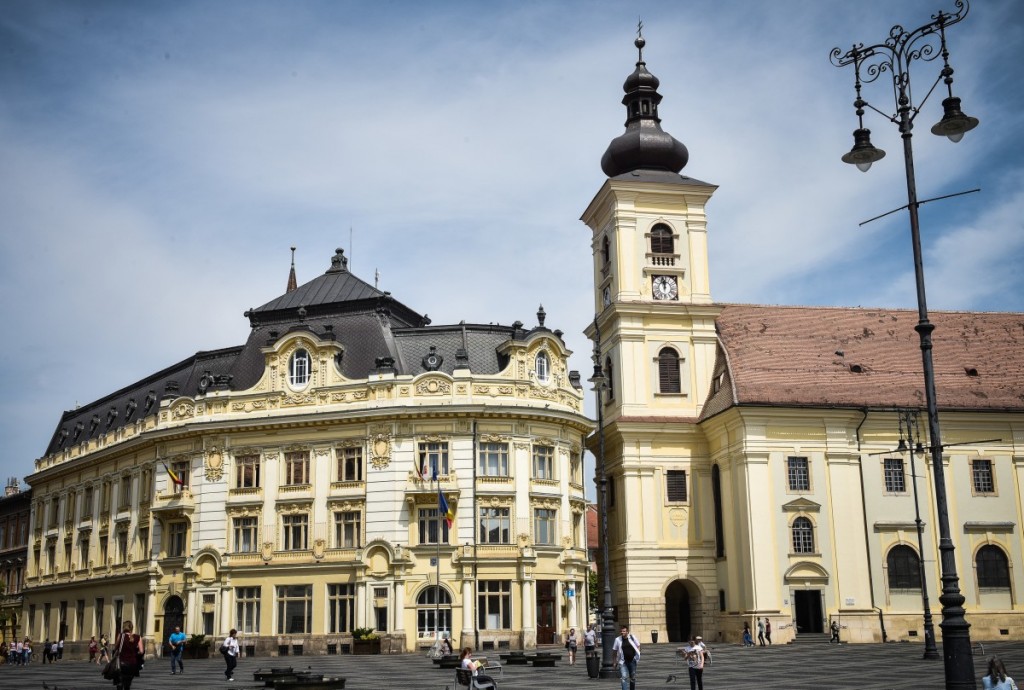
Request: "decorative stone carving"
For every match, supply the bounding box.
[480,434,510,443]
[370,432,392,470]
[204,447,224,482]
[416,378,451,395]
[283,392,317,407]
[313,538,326,560]
[336,438,363,449]
[352,390,368,400]
[314,447,331,458]
[171,402,195,419]
[498,386,514,395]
[514,442,530,451]
[331,392,347,402]
[261,541,274,562]
[517,533,531,547]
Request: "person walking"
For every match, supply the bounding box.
[15,639,24,665]
[221,628,240,681]
[742,622,754,647]
[168,625,186,674]
[115,620,144,690]
[566,628,579,666]
[765,617,773,645]
[830,620,840,644]
[612,625,640,690]
[681,635,706,690]
[99,634,110,665]
[43,639,51,663]
[57,637,64,660]
[584,625,597,656]
[89,636,99,664]
[757,618,766,646]
[982,656,1018,690]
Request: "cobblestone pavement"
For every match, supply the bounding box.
[2,640,1022,690]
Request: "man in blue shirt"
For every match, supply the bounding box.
[168,626,186,674]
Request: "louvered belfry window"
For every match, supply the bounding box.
[658,348,681,394]
[651,224,674,254]
[666,469,687,502]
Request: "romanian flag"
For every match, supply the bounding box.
[438,488,454,529]
[162,460,184,486]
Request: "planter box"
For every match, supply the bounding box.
[351,639,380,655]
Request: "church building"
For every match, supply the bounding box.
[585,35,1024,645]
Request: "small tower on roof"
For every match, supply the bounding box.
[286,246,298,293]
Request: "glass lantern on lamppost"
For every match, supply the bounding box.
[831,3,979,687]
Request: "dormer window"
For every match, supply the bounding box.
[289,349,311,388]
[535,351,550,384]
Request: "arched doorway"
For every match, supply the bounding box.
[665,580,693,643]
[162,596,185,650]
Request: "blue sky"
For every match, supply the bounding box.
[1,1,1022,489]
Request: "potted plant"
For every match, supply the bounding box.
[351,627,381,655]
[185,633,211,659]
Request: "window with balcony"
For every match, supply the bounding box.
[418,508,449,545]
[233,517,259,553]
[418,441,449,479]
[78,534,90,569]
[282,514,309,550]
[119,477,132,510]
[479,442,509,477]
[478,507,510,544]
[532,445,555,480]
[116,530,128,564]
[334,511,362,548]
[138,527,149,561]
[170,462,190,493]
[284,451,310,486]
[337,447,363,482]
[650,223,675,255]
[235,455,261,489]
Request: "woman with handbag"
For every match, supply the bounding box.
[221,628,240,681]
[112,620,143,690]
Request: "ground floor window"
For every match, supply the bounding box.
[478,580,511,630]
[236,587,261,633]
[277,585,312,634]
[328,584,355,633]
[416,586,452,638]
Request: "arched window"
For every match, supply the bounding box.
[535,351,550,384]
[416,586,452,638]
[605,356,614,401]
[601,236,610,267]
[658,347,681,394]
[711,465,724,558]
[651,224,674,255]
[289,349,311,387]
[886,545,921,590]
[792,517,814,554]
[977,545,1011,589]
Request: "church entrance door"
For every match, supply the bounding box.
[794,590,823,633]
[665,580,692,642]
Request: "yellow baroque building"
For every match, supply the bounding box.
[584,37,1024,646]
[23,248,592,656]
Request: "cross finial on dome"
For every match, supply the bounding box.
[636,17,645,62]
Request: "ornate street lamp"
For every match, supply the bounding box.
[588,316,617,678]
[895,409,940,660]
[831,3,978,687]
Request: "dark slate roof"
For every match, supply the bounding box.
[610,169,716,187]
[699,304,1024,421]
[393,325,520,376]
[45,347,244,457]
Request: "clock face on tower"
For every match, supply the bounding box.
[652,275,678,300]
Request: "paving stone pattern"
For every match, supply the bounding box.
[3,641,1023,690]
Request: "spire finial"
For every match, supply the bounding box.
[286,246,298,292]
[636,17,645,62]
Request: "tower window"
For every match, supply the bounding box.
[657,347,681,394]
[650,224,674,255]
[535,351,550,384]
[605,357,615,401]
[601,236,610,267]
[289,349,311,387]
[666,470,687,502]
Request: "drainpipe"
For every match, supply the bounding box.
[854,408,887,642]
[472,420,479,651]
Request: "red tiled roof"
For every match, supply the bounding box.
[710,304,1024,413]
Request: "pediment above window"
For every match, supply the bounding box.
[782,498,821,513]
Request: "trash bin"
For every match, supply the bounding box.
[651,630,659,644]
[586,652,600,678]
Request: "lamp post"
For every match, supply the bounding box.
[831,3,979,687]
[896,409,939,660]
[588,316,617,679]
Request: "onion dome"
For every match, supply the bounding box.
[600,35,689,177]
